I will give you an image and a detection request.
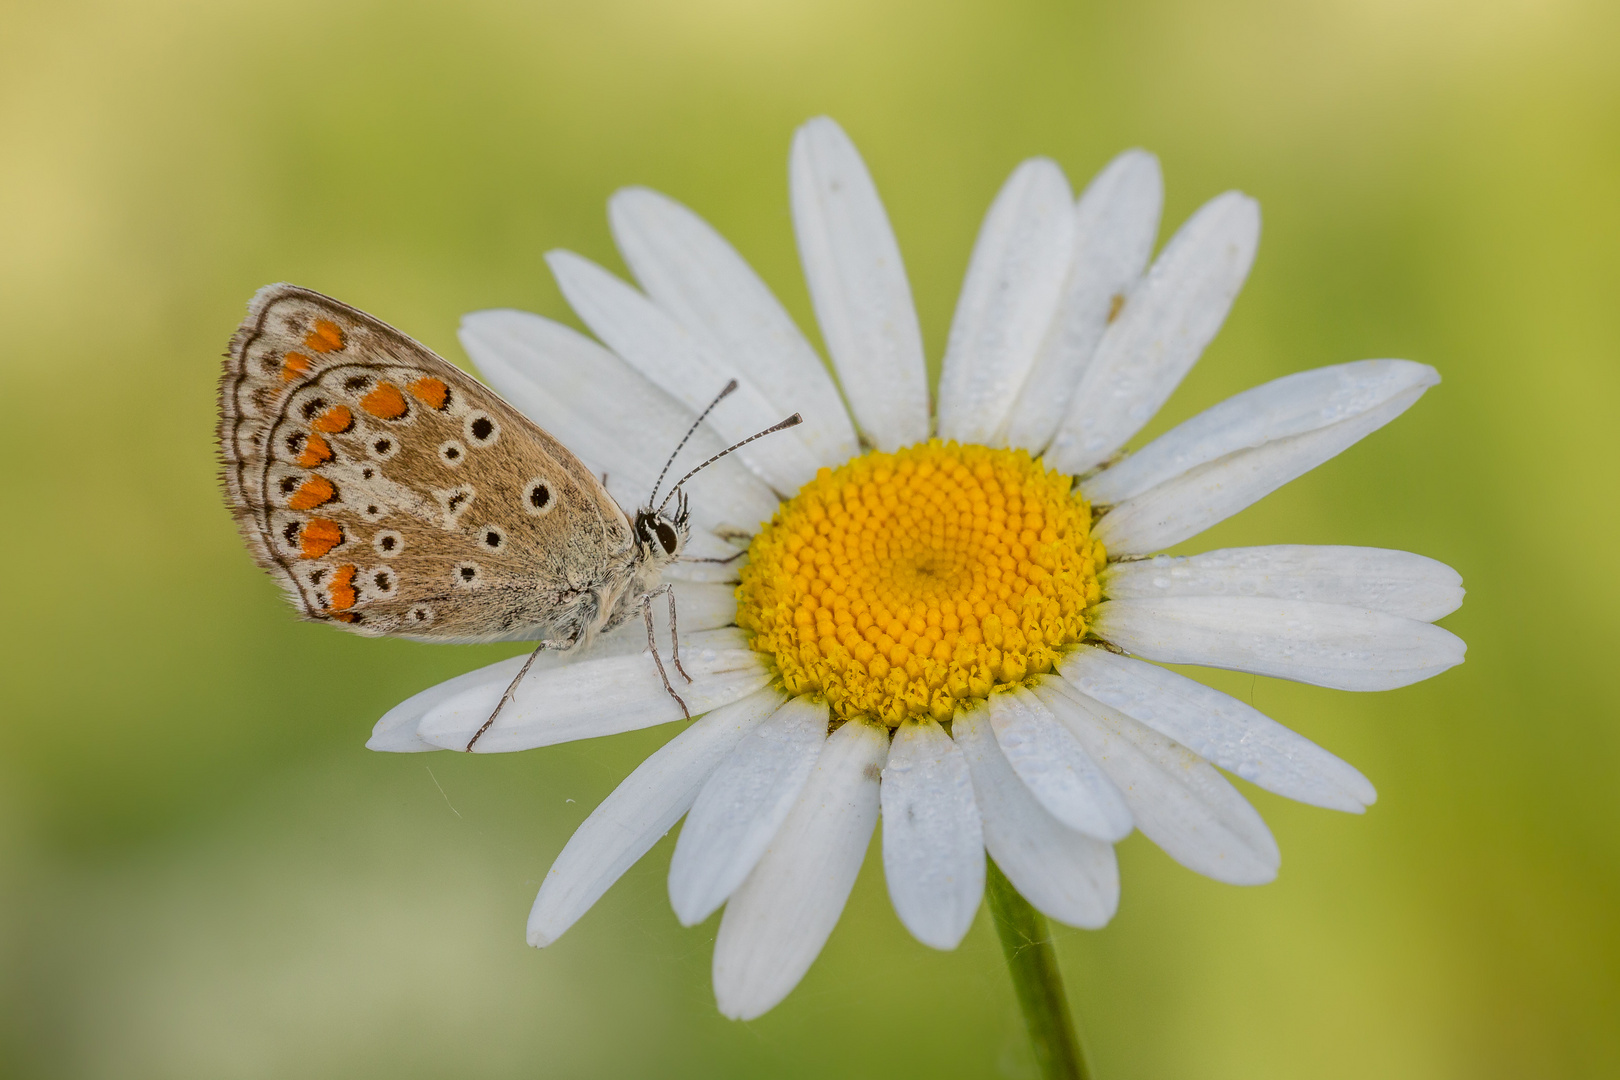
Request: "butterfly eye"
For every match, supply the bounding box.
[370,437,397,460]
[373,530,403,556]
[655,521,679,555]
[371,569,395,596]
[439,440,466,466]
[524,479,553,516]
[482,526,505,550]
[452,562,482,588]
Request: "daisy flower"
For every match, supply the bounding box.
[368,117,1465,1021]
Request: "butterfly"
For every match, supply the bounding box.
[217,283,797,747]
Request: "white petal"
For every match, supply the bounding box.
[987,687,1133,841]
[1057,646,1375,811]
[663,552,749,584]
[1096,382,1434,556]
[1084,359,1439,506]
[608,186,859,467]
[367,661,520,753]
[417,629,771,752]
[365,617,671,753]
[546,250,822,494]
[370,579,741,751]
[1003,150,1164,453]
[1038,679,1280,885]
[880,718,985,950]
[1047,192,1262,475]
[1101,545,1463,622]
[1092,597,1467,691]
[661,580,742,632]
[526,685,787,947]
[712,718,888,1020]
[936,158,1075,445]
[789,116,929,451]
[460,309,776,544]
[952,703,1119,928]
[668,696,829,926]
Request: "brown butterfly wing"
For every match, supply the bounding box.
[219,283,634,641]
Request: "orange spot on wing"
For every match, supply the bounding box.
[311,405,353,433]
[407,377,448,410]
[299,518,343,559]
[280,351,314,381]
[305,319,346,354]
[296,431,333,468]
[328,564,358,611]
[360,382,408,419]
[288,475,336,510]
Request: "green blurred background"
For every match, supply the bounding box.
[2,0,1617,1076]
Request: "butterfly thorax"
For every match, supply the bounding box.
[589,502,689,627]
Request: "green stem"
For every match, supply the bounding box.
[986,858,1091,1080]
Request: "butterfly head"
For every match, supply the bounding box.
[639,379,802,572]
[634,490,689,567]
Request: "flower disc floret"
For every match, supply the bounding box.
[737,441,1105,726]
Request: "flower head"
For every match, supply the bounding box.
[737,441,1106,724]
[370,117,1465,1020]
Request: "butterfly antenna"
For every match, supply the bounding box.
[648,379,739,506]
[658,413,803,514]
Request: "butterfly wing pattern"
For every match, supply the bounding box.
[218,284,638,644]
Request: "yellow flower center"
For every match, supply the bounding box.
[736,441,1105,727]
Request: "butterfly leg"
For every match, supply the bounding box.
[465,637,572,752]
[662,584,694,683]
[641,588,691,719]
[680,548,747,565]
